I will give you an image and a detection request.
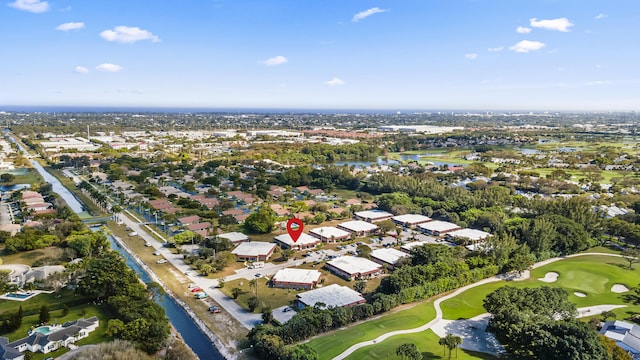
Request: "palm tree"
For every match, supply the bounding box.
[249,279,258,299]
[442,333,462,359]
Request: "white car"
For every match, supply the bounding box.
[156,259,167,264]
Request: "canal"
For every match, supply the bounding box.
[8,133,226,359]
[107,235,224,360]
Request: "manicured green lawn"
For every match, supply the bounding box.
[441,255,640,320]
[221,277,302,310]
[345,329,496,360]
[307,301,436,360]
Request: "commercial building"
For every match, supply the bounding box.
[599,320,640,358]
[309,226,351,243]
[417,220,461,236]
[392,214,432,228]
[370,248,411,270]
[354,210,394,223]
[325,256,382,280]
[273,233,320,251]
[272,268,322,290]
[338,221,379,237]
[231,242,277,262]
[295,284,365,309]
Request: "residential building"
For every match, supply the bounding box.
[272,268,321,290]
[417,220,461,236]
[599,320,640,359]
[354,210,394,223]
[273,233,320,251]
[392,214,432,228]
[325,256,382,280]
[295,284,365,309]
[231,242,277,262]
[338,220,379,237]
[309,226,351,243]
[370,248,411,270]
[445,228,492,243]
[218,232,249,245]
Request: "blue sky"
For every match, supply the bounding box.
[2,0,639,111]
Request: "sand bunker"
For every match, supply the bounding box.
[574,292,587,297]
[539,272,559,283]
[611,284,629,293]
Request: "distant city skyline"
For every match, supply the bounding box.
[2,1,639,111]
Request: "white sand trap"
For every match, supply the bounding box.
[574,292,587,297]
[611,284,629,293]
[538,272,559,283]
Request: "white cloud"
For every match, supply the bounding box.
[56,22,85,31]
[595,13,607,20]
[465,53,478,60]
[261,56,288,66]
[516,26,532,34]
[96,63,123,72]
[8,0,49,13]
[530,17,574,32]
[100,26,160,43]
[352,7,387,22]
[325,77,345,86]
[488,46,504,52]
[585,80,610,86]
[74,66,89,74]
[509,40,546,53]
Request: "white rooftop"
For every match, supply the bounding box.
[231,241,276,257]
[297,284,364,308]
[310,226,350,239]
[327,256,382,275]
[392,214,432,224]
[274,233,319,247]
[418,220,460,233]
[339,220,378,233]
[272,268,321,284]
[219,232,249,242]
[447,228,492,241]
[401,241,427,252]
[370,248,410,265]
[355,210,393,220]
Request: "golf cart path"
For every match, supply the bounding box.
[331,252,624,360]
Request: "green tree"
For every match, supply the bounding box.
[39,305,50,324]
[353,280,367,294]
[231,287,243,299]
[247,296,260,312]
[622,248,640,269]
[245,206,276,234]
[261,307,273,324]
[396,343,421,360]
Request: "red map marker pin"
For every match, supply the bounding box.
[286,218,304,243]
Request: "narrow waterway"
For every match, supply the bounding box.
[8,130,226,359]
[107,235,224,360]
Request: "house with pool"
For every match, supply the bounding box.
[0,317,99,359]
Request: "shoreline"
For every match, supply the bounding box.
[111,234,239,360]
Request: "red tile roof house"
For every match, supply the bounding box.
[178,215,201,226]
[222,209,245,216]
[307,189,325,197]
[234,213,250,224]
[187,222,211,237]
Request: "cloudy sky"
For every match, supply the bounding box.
[2,0,639,111]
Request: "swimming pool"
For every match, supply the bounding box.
[33,326,52,335]
[5,293,32,299]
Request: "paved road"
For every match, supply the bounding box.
[118,210,263,329]
[331,252,626,360]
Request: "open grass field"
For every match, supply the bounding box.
[0,168,42,186]
[346,329,496,360]
[221,277,299,310]
[306,301,436,360]
[0,247,63,266]
[440,255,640,320]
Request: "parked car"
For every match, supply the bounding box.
[254,273,262,278]
[153,251,160,256]
[195,292,208,299]
[209,306,221,313]
[190,287,203,292]
[156,259,167,264]
[283,307,291,312]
